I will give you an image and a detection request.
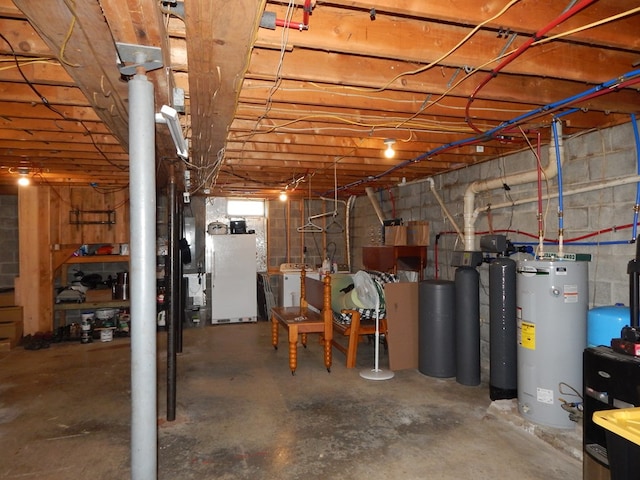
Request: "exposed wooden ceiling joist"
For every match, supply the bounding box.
[0,0,638,196]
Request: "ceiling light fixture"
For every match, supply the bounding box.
[16,167,30,186]
[156,105,189,160]
[279,191,288,202]
[384,138,396,159]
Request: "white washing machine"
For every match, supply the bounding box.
[279,263,319,307]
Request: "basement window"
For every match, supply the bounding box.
[227,199,265,217]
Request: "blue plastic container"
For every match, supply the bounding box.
[587,304,630,348]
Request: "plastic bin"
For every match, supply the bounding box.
[593,407,640,480]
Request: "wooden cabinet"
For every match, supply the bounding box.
[362,245,428,280]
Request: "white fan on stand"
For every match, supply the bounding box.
[353,271,394,381]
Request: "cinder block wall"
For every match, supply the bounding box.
[267,198,348,271]
[351,121,638,373]
[0,195,19,289]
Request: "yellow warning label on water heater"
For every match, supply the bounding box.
[519,321,536,350]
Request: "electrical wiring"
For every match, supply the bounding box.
[465,0,598,133]
[534,6,640,48]
[241,0,640,155]
[249,0,639,143]
[239,101,489,128]
[0,58,59,71]
[318,0,522,94]
[400,5,640,130]
[0,32,128,182]
[59,0,81,68]
[247,81,531,117]
[236,111,479,137]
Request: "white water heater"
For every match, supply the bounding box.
[516,258,588,428]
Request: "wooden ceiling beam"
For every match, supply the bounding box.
[183,0,265,167]
[257,4,639,84]
[246,47,640,116]
[304,0,640,50]
[12,0,130,146]
[0,61,76,87]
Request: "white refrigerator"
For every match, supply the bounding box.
[206,233,257,323]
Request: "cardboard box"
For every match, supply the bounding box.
[0,289,15,307]
[407,221,430,246]
[0,309,23,349]
[384,282,419,371]
[85,288,114,302]
[384,225,407,246]
[0,305,22,323]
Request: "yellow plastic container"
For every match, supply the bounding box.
[593,407,640,446]
[593,407,640,480]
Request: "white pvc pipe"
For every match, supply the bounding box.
[365,186,386,224]
[463,124,564,250]
[474,174,640,217]
[426,177,464,242]
[129,72,157,480]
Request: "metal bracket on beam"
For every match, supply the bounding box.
[116,42,163,75]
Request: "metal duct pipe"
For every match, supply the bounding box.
[365,187,386,224]
[129,72,157,480]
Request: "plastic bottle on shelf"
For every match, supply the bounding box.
[322,257,330,274]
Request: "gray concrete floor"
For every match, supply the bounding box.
[0,321,582,479]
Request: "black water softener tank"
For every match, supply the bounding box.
[488,257,517,400]
[418,279,456,378]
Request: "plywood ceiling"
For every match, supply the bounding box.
[0,0,639,199]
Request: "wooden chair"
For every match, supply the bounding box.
[332,310,388,368]
[271,270,333,374]
[331,271,397,368]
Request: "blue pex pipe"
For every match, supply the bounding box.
[631,113,640,241]
[551,119,564,232]
[334,68,640,194]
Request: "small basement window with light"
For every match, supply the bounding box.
[227,199,265,217]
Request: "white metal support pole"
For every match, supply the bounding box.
[129,71,157,480]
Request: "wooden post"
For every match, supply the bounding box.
[16,186,53,335]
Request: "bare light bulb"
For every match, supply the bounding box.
[279,191,288,202]
[17,175,30,186]
[384,138,395,158]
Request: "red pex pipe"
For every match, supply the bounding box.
[276,0,312,30]
[466,0,598,132]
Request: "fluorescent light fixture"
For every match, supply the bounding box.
[156,104,189,160]
[384,138,395,159]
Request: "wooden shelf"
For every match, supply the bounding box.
[54,300,130,311]
[64,255,130,264]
